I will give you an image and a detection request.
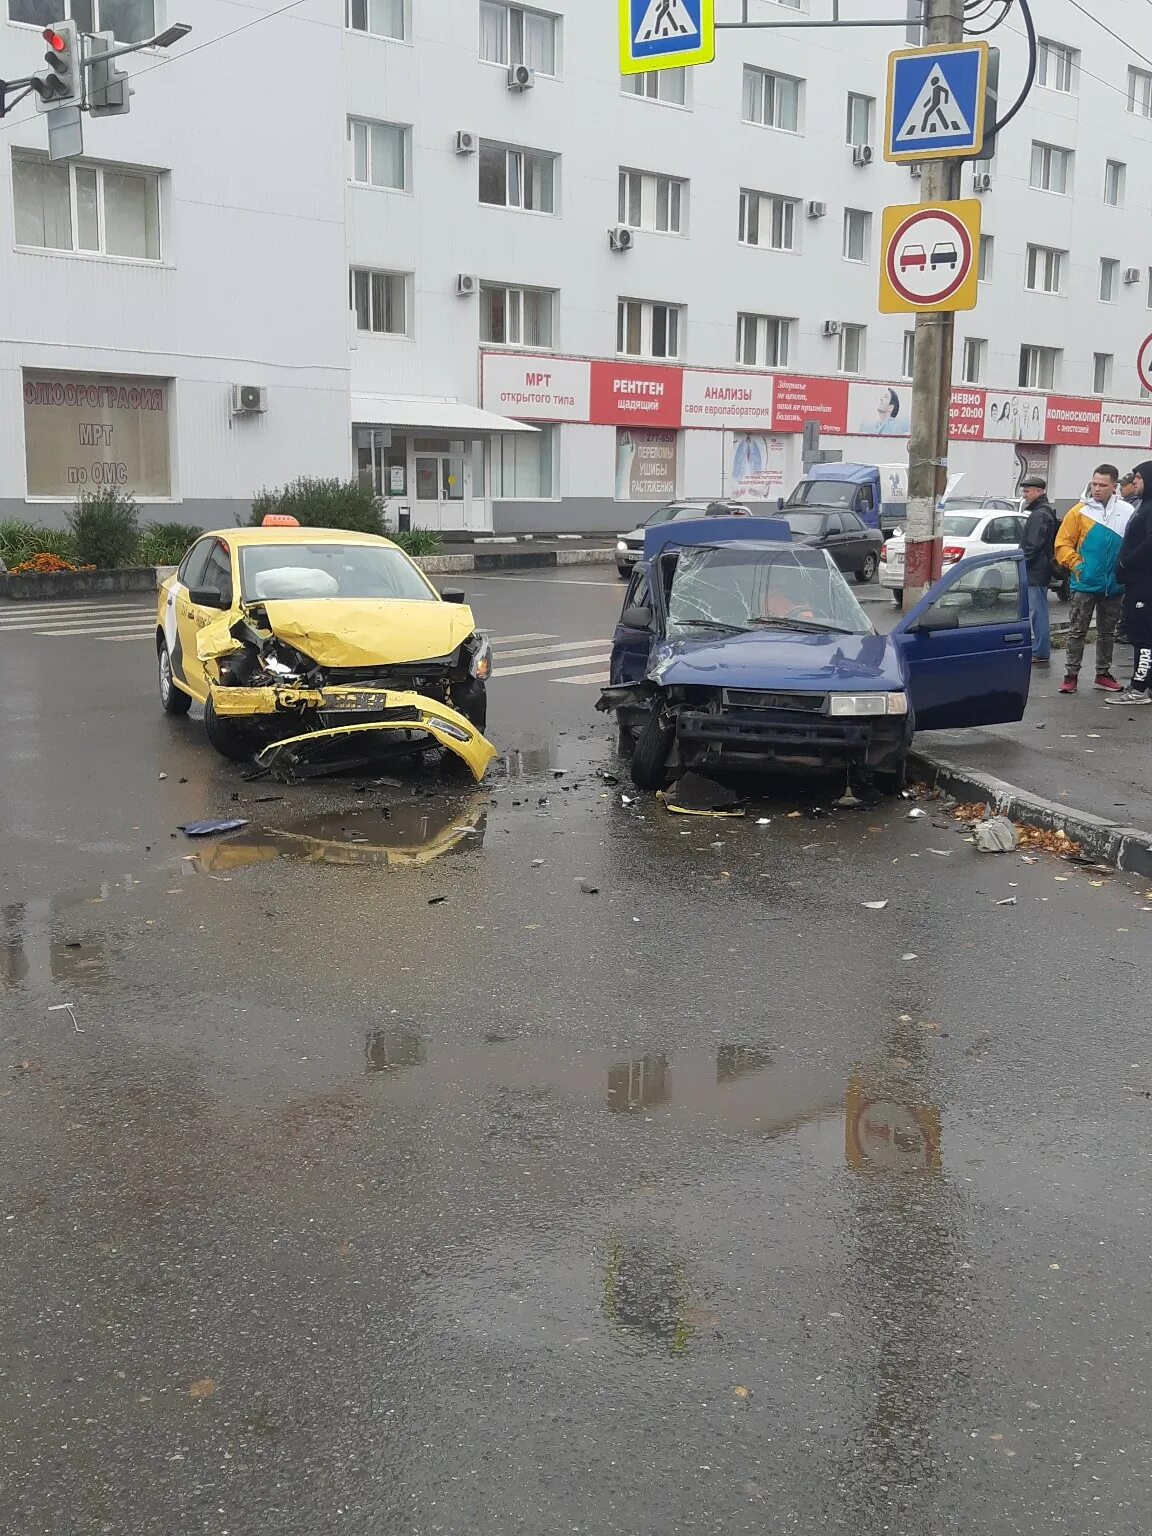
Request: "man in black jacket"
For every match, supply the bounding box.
[1108,459,1152,705]
[1019,474,1057,665]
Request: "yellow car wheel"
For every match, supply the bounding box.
[158,639,192,716]
[204,695,272,763]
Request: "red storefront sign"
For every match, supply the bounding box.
[771,375,849,435]
[1044,396,1102,445]
[948,387,986,441]
[588,361,682,428]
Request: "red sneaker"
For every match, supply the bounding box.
[1094,674,1123,692]
[1058,676,1078,694]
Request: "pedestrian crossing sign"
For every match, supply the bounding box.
[619,0,714,74]
[884,40,989,162]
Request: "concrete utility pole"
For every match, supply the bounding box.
[903,0,965,609]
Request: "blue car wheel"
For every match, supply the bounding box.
[630,710,675,791]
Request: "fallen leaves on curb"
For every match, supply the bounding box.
[949,803,1083,859]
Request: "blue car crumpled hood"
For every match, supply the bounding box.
[652,628,906,693]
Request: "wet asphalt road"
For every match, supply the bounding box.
[2,574,1152,1535]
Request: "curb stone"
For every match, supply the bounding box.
[909,747,1152,878]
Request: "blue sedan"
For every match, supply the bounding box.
[598,518,1031,794]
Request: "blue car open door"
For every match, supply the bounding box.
[891,550,1031,731]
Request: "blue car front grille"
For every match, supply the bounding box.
[721,689,828,714]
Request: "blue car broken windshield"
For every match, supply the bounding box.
[666,546,874,637]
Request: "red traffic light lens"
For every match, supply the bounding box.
[42,27,67,51]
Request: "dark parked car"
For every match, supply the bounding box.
[614,498,775,577]
[782,509,883,584]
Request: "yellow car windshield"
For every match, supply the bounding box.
[238,543,435,603]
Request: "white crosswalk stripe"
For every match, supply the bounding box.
[0,604,613,684]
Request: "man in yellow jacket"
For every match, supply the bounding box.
[1054,463,1134,694]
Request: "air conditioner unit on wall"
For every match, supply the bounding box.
[231,383,267,414]
[507,63,534,91]
[456,273,478,296]
[821,320,842,338]
[973,171,992,193]
[608,225,635,252]
[806,200,827,219]
[1124,266,1141,284]
[851,144,874,166]
[455,130,477,154]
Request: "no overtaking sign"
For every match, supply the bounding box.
[878,199,982,314]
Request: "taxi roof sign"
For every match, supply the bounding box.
[619,0,714,75]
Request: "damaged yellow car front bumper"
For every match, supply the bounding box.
[208,683,497,782]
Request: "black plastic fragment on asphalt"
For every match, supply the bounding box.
[662,772,746,815]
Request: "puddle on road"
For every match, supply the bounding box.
[355,1033,943,1172]
[1,897,116,991]
[189,792,490,874]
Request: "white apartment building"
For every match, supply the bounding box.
[3,1,1152,533]
[0,1,349,529]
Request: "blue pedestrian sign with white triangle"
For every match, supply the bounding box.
[619,0,715,73]
[885,41,989,162]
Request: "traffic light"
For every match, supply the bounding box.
[34,20,82,112]
[87,32,130,116]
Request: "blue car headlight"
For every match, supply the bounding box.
[829,692,909,717]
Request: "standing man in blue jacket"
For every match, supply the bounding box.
[1054,464,1133,695]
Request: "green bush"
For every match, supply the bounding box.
[0,520,46,566]
[0,520,79,565]
[392,527,443,557]
[69,489,140,569]
[136,522,203,568]
[249,478,383,535]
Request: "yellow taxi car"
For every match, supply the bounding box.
[156,521,496,779]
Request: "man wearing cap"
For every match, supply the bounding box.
[1019,475,1057,666]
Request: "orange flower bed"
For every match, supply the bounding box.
[10,553,96,575]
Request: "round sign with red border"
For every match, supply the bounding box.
[884,206,975,308]
[1138,333,1152,396]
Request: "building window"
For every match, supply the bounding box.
[1029,142,1072,194]
[622,68,686,104]
[488,425,554,498]
[10,1,156,43]
[23,368,171,499]
[838,324,865,375]
[901,330,916,379]
[1093,353,1113,395]
[845,92,874,147]
[348,119,409,190]
[479,283,554,347]
[478,140,556,212]
[1104,159,1125,207]
[1036,38,1078,93]
[842,207,871,263]
[617,298,682,360]
[978,233,993,282]
[344,0,406,41]
[738,189,796,251]
[742,66,801,132]
[1128,67,1152,117]
[13,153,160,260]
[736,312,791,367]
[479,2,557,75]
[1099,258,1120,303]
[1025,244,1064,295]
[349,268,408,335]
[1019,344,1058,390]
[618,170,686,234]
[961,337,986,384]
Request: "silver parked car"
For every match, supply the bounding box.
[614,499,776,577]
